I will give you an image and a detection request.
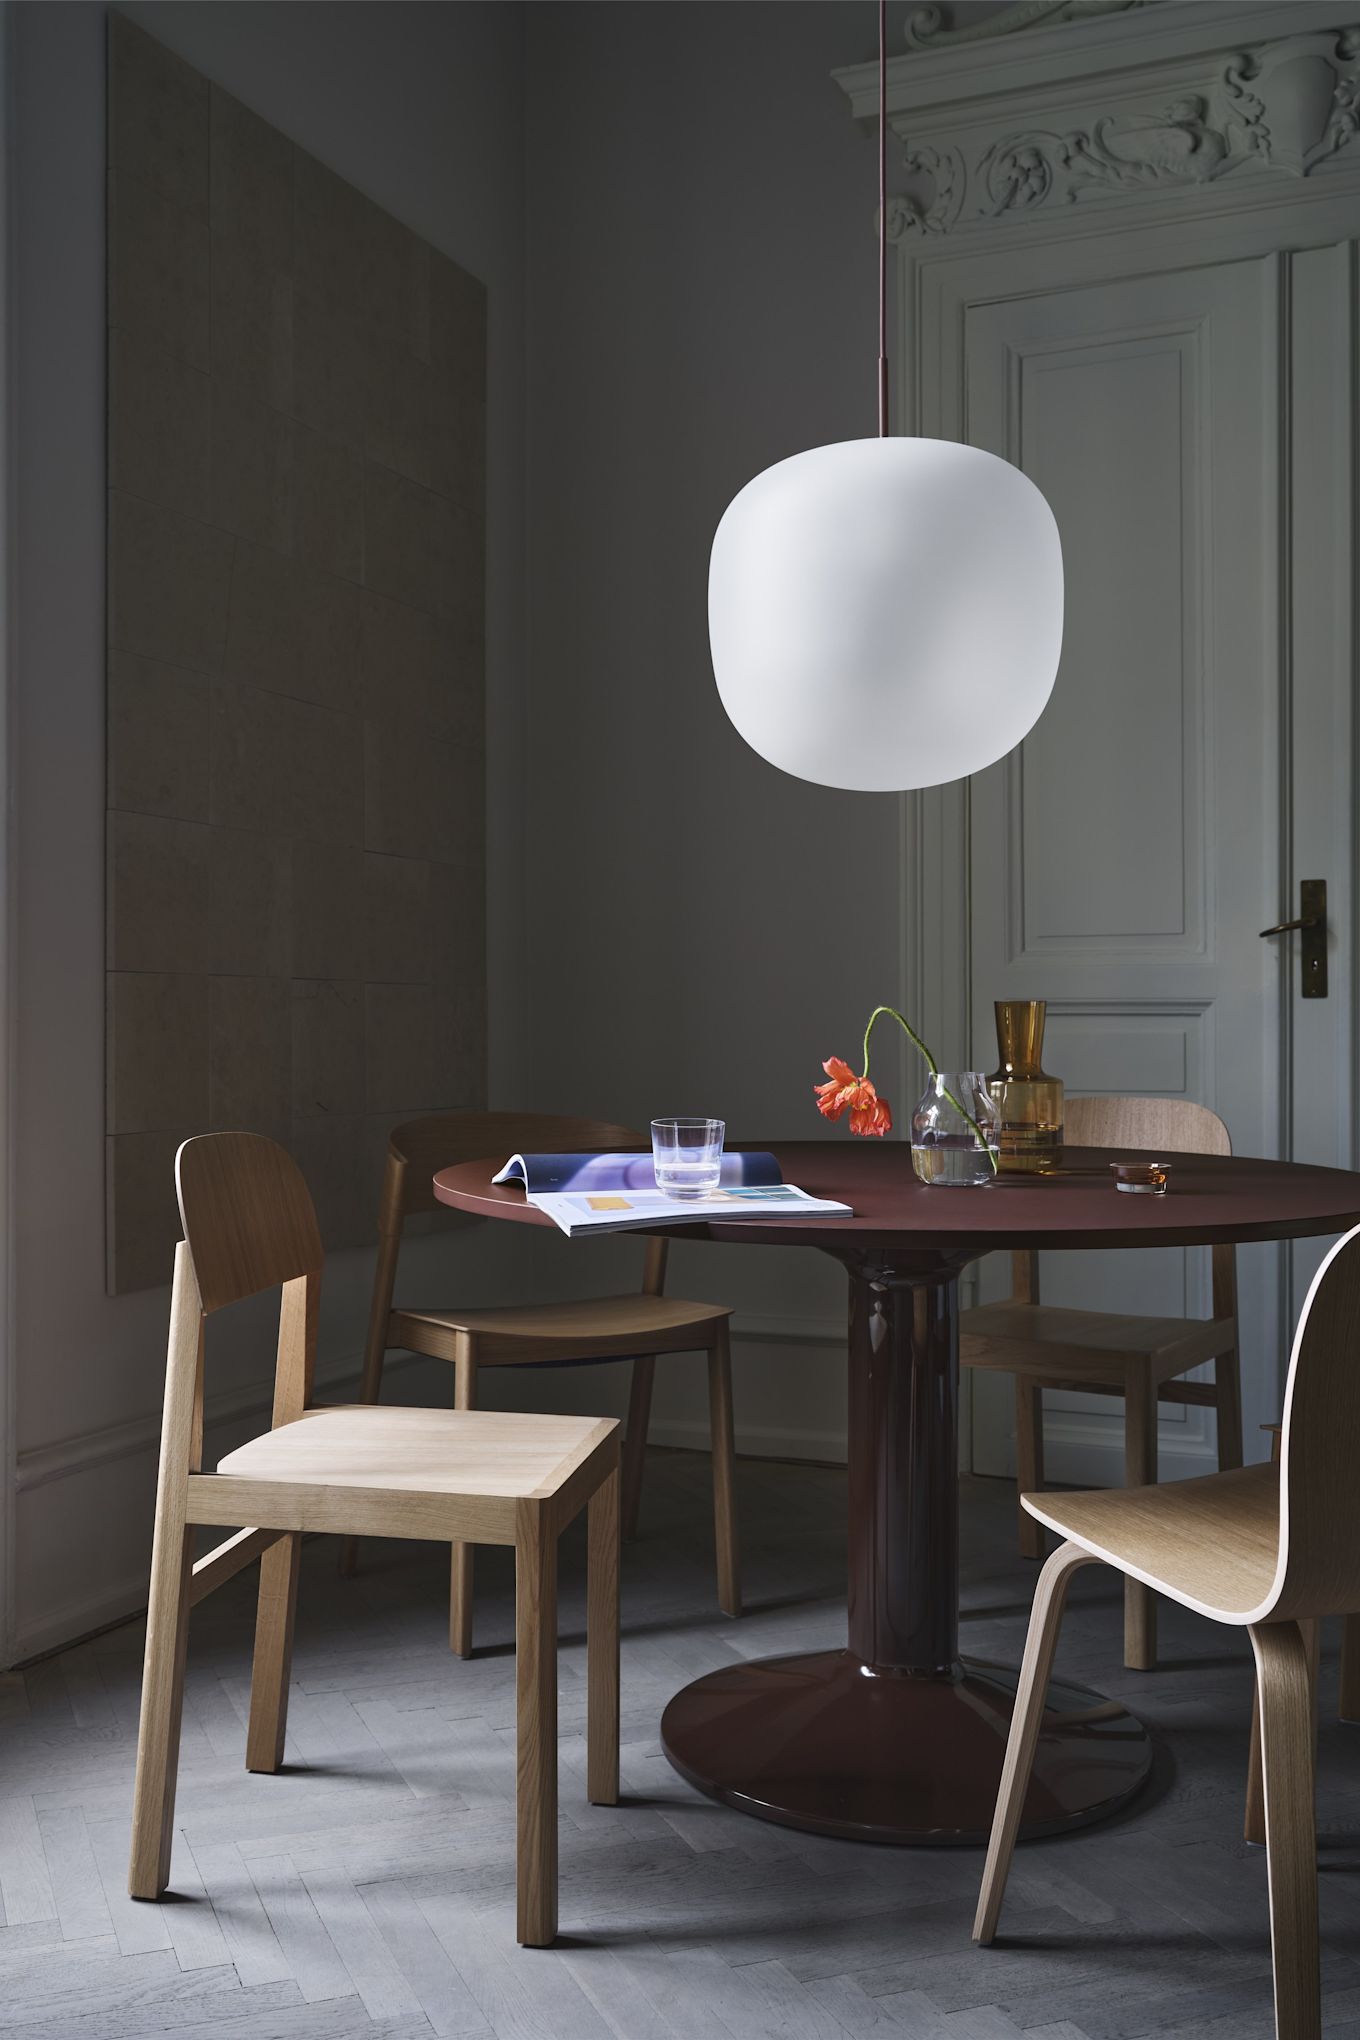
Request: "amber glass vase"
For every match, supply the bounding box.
[988,1000,1063,1175]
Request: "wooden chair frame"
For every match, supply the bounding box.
[341,1111,739,1654]
[961,1095,1243,1671]
[976,1221,1360,2040]
[1243,1425,1359,1846]
[128,1134,620,1947]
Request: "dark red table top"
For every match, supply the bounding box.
[432,1142,1360,1253]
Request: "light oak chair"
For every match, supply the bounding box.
[960,1094,1243,1671]
[128,1132,620,1947]
[341,1111,739,1656]
[975,1220,1360,2040]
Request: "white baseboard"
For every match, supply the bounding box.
[13,1572,150,1664]
[732,1313,842,1345]
[1038,1416,1219,1490]
[15,1350,368,1496]
[10,1321,847,1661]
[15,1308,843,1502]
[12,1421,848,1662]
[10,1351,368,1666]
[649,1416,847,1464]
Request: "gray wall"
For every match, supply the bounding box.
[11,0,531,1659]
[515,2,909,1464]
[8,0,993,1659]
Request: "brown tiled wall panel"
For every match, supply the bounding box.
[105,16,487,1292]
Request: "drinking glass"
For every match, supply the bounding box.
[651,1117,725,1199]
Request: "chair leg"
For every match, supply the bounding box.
[1247,1617,1320,1846]
[450,1342,477,1658]
[1250,1621,1321,2040]
[128,1525,194,1898]
[1123,1373,1158,1671]
[1246,1681,1265,1846]
[1215,1347,1244,1473]
[515,1506,558,1947]
[621,1355,655,1541]
[1340,1615,1360,1725]
[708,1324,741,1618]
[1015,1381,1046,1561]
[246,1533,302,1773]
[974,1540,1094,1945]
[587,1463,620,1808]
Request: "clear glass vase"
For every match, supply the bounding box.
[910,1073,999,1188]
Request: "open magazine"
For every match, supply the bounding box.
[491,1150,852,1237]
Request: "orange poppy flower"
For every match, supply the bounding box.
[814,1057,893,1137]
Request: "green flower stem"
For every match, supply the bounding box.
[861,1005,999,1175]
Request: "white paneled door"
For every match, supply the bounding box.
[967,257,1285,1486]
[836,0,1360,1489]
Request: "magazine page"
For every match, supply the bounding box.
[492,1150,783,1194]
[527,1182,852,1238]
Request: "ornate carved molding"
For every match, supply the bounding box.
[889,26,1360,235]
[1224,30,1360,175]
[888,145,965,237]
[903,1,1156,51]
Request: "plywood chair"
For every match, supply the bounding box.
[975,1221,1360,2040]
[128,1133,620,1947]
[960,1095,1242,1671]
[341,1111,739,1656]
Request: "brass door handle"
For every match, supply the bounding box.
[1259,881,1327,998]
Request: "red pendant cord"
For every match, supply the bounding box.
[878,0,888,437]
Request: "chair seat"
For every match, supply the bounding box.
[391,1292,731,1364]
[1024,1461,1279,1621]
[217,1404,614,1499]
[959,1300,1236,1384]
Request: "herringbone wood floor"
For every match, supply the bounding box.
[2,1453,1359,2038]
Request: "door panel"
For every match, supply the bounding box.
[1284,242,1357,1329]
[967,257,1283,1487]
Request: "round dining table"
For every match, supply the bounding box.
[433,1141,1360,1848]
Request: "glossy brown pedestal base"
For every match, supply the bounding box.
[660,1648,1152,1846]
[661,1250,1151,1845]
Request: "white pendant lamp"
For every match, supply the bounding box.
[708,1,1063,795]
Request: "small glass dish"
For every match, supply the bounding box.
[1110,1160,1170,1196]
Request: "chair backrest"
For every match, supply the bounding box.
[169,1134,325,1470]
[1063,1095,1231,1158]
[384,1110,645,1224]
[177,1132,323,1313]
[363,1112,665,1380]
[1271,1221,1360,1621]
[1012,1096,1233,1309]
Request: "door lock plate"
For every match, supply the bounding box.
[1300,879,1327,998]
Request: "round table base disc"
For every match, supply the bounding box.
[660,1649,1153,1847]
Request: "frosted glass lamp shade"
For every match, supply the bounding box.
[709,437,1064,792]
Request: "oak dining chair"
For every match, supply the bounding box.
[340,1111,739,1656]
[960,1094,1243,1671]
[128,1132,620,1947]
[975,1220,1360,2040]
